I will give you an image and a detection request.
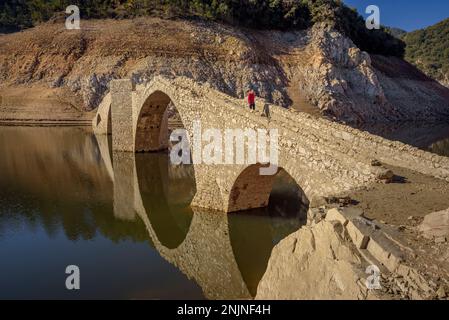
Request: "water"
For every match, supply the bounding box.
[0,126,307,299]
[1,124,449,300]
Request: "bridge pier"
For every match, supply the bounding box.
[190,165,225,212]
[110,79,134,152]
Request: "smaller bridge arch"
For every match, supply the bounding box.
[228,164,278,212]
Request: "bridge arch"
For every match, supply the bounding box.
[227,164,310,213]
[135,90,181,152]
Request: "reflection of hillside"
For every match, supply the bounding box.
[0,126,112,202]
[0,177,151,244]
[0,127,150,244]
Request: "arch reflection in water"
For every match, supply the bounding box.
[107,141,309,299]
[136,153,195,249]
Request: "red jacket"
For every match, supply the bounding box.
[248,92,255,104]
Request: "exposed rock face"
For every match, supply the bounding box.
[1,18,449,123]
[292,25,393,123]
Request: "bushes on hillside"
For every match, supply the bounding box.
[404,18,449,81]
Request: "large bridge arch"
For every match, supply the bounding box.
[226,163,311,213]
[135,91,171,152]
[133,79,199,154]
[134,89,190,153]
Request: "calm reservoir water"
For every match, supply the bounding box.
[0,126,308,299]
[1,124,449,299]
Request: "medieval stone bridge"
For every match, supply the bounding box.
[93,76,449,212]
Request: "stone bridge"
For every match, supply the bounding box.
[93,76,449,212]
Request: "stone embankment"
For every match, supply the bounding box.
[256,206,449,300]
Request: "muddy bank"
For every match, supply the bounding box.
[0,86,93,124]
[342,165,449,226]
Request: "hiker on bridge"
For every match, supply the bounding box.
[247,89,256,111]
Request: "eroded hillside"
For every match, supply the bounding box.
[1,17,449,123]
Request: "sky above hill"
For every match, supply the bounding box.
[344,0,449,31]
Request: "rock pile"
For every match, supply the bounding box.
[256,207,447,300]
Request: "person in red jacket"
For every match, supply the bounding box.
[247,89,256,110]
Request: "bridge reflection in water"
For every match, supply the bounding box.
[95,133,308,299]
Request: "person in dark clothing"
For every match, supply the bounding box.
[247,89,256,110]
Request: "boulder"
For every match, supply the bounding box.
[418,208,449,239]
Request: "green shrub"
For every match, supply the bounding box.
[403,18,449,80]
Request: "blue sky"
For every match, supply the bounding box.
[343,0,449,31]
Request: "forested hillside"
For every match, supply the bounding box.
[0,0,404,57]
[403,18,449,86]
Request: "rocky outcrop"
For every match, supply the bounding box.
[256,207,447,300]
[256,219,374,300]
[1,18,449,123]
[292,25,394,123]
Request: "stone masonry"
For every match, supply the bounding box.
[92,76,449,212]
